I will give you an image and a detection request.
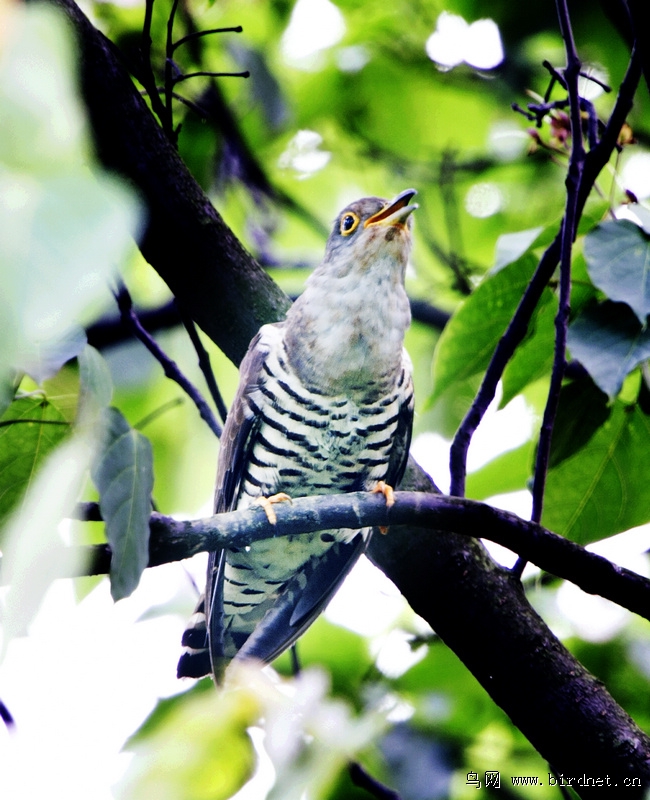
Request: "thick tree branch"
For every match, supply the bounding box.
[85,296,449,355]
[368,467,650,791]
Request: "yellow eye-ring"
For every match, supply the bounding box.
[340,212,360,236]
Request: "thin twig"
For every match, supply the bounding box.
[140,0,173,136]
[290,644,301,676]
[164,0,181,142]
[581,46,642,201]
[135,397,185,430]
[448,231,562,498]
[171,26,243,53]
[0,698,15,731]
[114,283,222,438]
[181,312,229,425]
[579,70,611,93]
[449,38,643,500]
[172,70,250,83]
[543,58,567,90]
[0,419,70,428]
[165,90,211,119]
[516,0,586,577]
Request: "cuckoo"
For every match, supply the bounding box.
[178,188,417,682]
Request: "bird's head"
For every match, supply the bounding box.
[322,188,418,279]
[283,189,417,392]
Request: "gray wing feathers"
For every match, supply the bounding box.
[385,367,414,491]
[214,330,270,515]
[206,330,272,677]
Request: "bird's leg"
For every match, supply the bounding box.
[372,480,395,507]
[371,481,395,534]
[254,493,293,525]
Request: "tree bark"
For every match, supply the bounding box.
[48,0,650,791]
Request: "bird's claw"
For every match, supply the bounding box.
[371,481,395,534]
[254,493,293,525]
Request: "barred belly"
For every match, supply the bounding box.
[220,344,411,650]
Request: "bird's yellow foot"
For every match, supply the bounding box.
[371,481,395,534]
[254,493,293,525]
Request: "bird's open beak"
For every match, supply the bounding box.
[364,188,418,229]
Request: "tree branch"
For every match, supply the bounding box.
[85,296,449,356]
[53,489,650,625]
[367,466,650,791]
[115,282,222,438]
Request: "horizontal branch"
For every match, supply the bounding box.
[65,491,650,623]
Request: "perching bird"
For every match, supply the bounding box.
[177,188,417,682]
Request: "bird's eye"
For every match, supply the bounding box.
[340,212,360,236]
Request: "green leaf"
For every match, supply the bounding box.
[78,344,114,417]
[1,434,93,651]
[91,407,153,601]
[567,301,650,398]
[431,253,545,405]
[394,641,499,738]
[548,377,611,469]
[124,680,214,749]
[0,395,71,535]
[500,290,556,407]
[584,219,650,324]
[542,401,650,544]
[118,678,257,800]
[465,438,535,500]
[274,617,371,699]
[493,226,544,271]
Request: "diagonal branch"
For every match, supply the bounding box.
[115,283,223,437]
[528,0,585,550]
[21,483,650,786]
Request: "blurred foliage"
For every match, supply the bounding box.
[2,0,650,797]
